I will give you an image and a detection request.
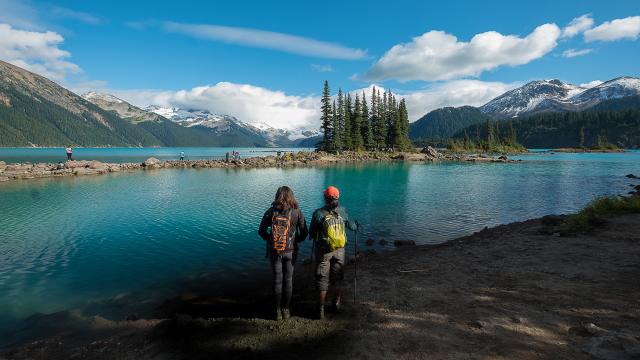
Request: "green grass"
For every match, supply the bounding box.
[561,195,640,234]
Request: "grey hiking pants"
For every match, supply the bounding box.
[315,248,345,291]
[271,251,294,309]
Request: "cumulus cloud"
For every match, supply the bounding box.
[362,23,561,82]
[112,83,321,130]
[584,16,640,42]
[163,22,367,60]
[0,23,81,81]
[561,48,593,58]
[400,80,517,120]
[561,14,594,38]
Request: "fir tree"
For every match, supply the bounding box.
[331,100,339,151]
[343,93,352,150]
[578,126,585,148]
[320,80,332,151]
[361,92,372,150]
[352,94,364,150]
[335,89,344,151]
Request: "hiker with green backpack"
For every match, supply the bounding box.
[309,186,357,320]
[258,186,308,320]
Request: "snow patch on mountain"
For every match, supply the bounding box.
[480,77,640,118]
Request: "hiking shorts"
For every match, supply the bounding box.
[315,248,345,291]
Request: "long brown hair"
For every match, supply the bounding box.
[272,186,299,211]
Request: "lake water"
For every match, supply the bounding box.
[1,150,639,336]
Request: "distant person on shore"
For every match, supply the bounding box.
[258,186,308,320]
[309,186,356,319]
[65,145,73,161]
[180,151,185,161]
[225,152,230,163]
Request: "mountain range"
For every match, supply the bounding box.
[0,59,318,147]
[1,57,639,148]
[409,76,640,143]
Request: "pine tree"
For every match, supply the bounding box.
[343,93,352,150]
[331,100,339,151]
[372,89,386,149]
[578,126,585,148]
[352,94,364,150]
[396,98,410,150]
[486,119,494,148]
[508,121,517,145]
[335,89,344,151]
[320,80,332,151]
[361,92,372,150]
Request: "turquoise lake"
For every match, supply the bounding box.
[1,150,639,335]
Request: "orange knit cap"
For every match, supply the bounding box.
[324,186,340,199]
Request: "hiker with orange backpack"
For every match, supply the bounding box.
[309,186,357,319]
[258,186,308,320]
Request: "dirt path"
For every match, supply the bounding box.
[2,214,639,359]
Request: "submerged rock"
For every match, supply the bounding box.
[394,240,416,247]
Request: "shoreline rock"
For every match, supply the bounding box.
[0,150,520,183]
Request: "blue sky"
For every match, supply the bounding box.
[0,0,639,129]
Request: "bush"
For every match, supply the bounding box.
[561,196,640,234]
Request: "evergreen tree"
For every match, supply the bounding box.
[578,126,585,148]
[372,89,386,149]
[486,119,494,147]
[331,100,339,151]
[352,94,364,150]
[320,80,332,151]
[361,92,372,150]
[335,89,344,151]
[396,99,411,150]
[343,93,353,150]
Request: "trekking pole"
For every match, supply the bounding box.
[354,221,360,305]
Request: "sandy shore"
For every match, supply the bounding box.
[2,201,639,359]
[0,149,518,182]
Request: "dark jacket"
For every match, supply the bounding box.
[258,207,308,256]
[309,205,356,254]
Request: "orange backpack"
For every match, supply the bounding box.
[271,211,292,253]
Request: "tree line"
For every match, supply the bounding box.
[448,119,525,153]
[318,80,411,152]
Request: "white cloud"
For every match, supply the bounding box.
[580,80,604,88]
[561,48,593,58]
[400,80,518,120]
[111,83,321,131]
[163,22,367,60]
[51,7,104,25]
[561,14,594,38]
[311,64,334,72]
[584,16,640,42]
[0,0,42,30]
[362,23,561,82]
[0,23,81,81]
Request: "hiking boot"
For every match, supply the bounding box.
[332,299,342,313]
[318,305,325,320]
[275,308,283,321]
[282,308,291,320]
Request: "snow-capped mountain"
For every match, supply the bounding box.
[570,77,640,108]
[480,77,640,119]
[82,92,163,122]
[145,106,319,146]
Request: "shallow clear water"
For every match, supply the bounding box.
[0,150,639,333]
[0,147,313,164]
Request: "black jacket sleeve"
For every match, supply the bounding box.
[295,209,308,243]
[258,208,272,242]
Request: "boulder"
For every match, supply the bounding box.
[394,239,416,247]
[0,161,5,172]
[73,168,99,176]
[498,155,508,161]
[88,160,106,169]
[625,174,638,179]
[0,176,9,182]
[421,146,441,159]
[142,157,161,168]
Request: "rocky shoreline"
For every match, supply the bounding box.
[0,148,519,182]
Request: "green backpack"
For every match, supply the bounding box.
[322,210,347,251]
